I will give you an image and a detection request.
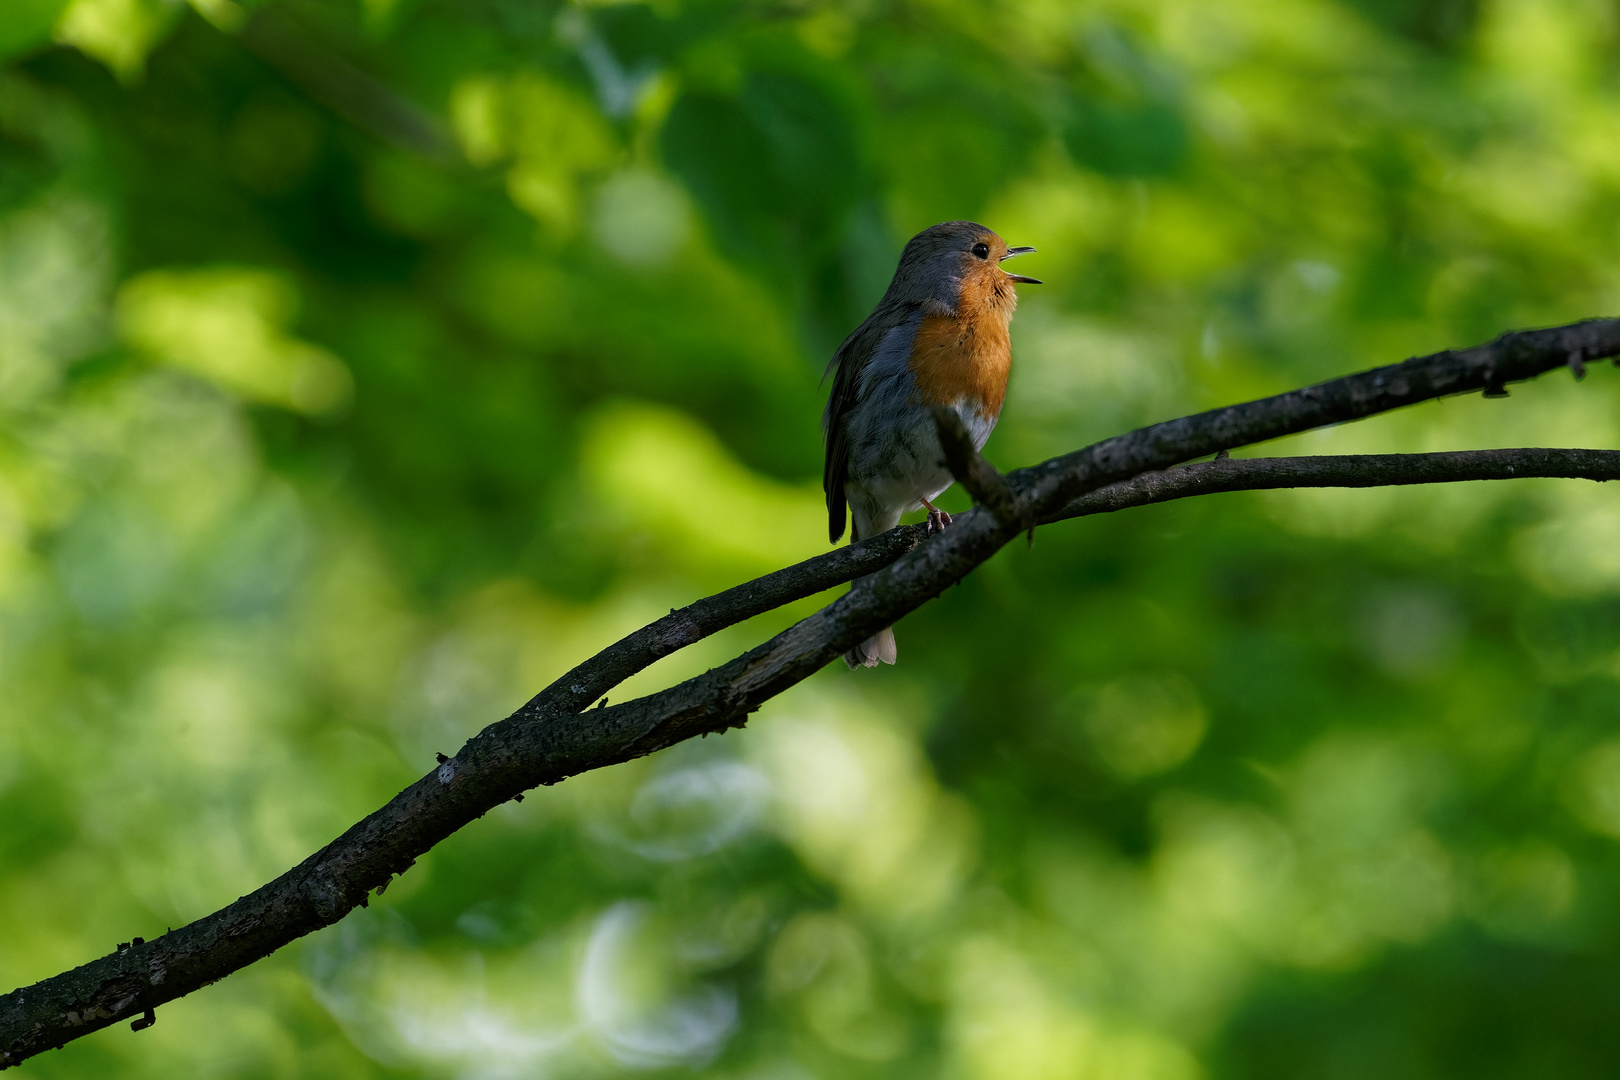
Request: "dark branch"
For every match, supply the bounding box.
[5,318,1620,1068]
[932,407,1020,525]
[1054,446,1620,520]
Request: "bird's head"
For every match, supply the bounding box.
[885,221,1041,314]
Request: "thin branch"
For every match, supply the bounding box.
[1052,446,1620,520]
[536,523,932,718]
[4,318,1619,1067]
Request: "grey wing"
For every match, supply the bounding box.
[823,307,921,543]
[822,325,868,543]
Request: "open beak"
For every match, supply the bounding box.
[1000,245,1042,284]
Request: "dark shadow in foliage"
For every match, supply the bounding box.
[865,32,1046,229]
[1216,933,1620,1080]
[1339,0,1481,53]
[1062,24,1189,180]
[1517,597,1620,683]
[588,2,705,70]
[1063,98,1187,179]
[662,51,869,341]
[0,774,76,873]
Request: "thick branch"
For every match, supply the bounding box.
[4,318,1619,1067]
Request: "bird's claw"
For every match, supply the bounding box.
[925,507,953,535]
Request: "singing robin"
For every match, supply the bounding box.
[823,220,1040,668]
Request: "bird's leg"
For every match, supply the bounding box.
[921,496,952,535]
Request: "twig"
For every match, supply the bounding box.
[4,317,1619,1068]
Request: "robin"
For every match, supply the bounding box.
[823,220,1040,668]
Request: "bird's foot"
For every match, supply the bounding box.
[922,499,953,535]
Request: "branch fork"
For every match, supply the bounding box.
[931,407,1024,528]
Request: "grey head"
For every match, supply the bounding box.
[877,220,1040,312]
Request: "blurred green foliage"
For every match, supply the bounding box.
[5,0,1620,1077]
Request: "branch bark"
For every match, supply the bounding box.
[4,318,1619,1067]
[1054,446,1620,518]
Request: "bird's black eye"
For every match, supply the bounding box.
[971,242,990,259]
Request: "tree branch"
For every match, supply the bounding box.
[932,406,1022,525]
[1052,446,1620,520]
[5,318,1619,1067]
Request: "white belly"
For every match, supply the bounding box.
[844,398,997,540]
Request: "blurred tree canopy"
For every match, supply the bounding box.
[5,0,1620,1076]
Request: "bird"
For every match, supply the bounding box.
[822,220,1040,668]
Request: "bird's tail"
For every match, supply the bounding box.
[844,626,897,668]
[844,502,902,669]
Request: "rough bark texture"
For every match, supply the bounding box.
[4,318,1619,1067]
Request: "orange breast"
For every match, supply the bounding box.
[908,274,1016,417]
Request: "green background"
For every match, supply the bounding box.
[6,0,1620,1076]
